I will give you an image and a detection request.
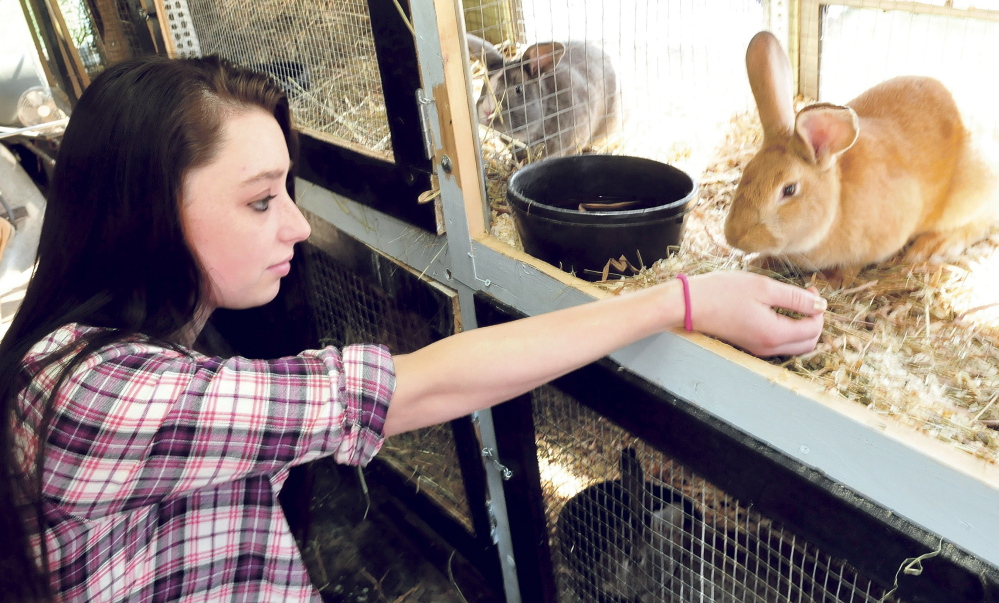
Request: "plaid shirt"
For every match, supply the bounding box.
[16,323,395,602]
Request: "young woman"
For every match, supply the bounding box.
[0,55,825,602]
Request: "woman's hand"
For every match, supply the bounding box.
[686,271,826,357]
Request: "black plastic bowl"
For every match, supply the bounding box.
[507,155,697,281]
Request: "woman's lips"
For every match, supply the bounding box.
[268,256,293,276]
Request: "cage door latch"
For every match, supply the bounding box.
[481,448,512,480]
[416,88,435,160]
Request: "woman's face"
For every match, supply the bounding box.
[181,108,311,311]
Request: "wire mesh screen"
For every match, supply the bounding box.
[463,0,765,175]
[305,235,472,531]
[52,0,105,75]
[809,4,999,142]
[532,385,895,602]
[182,0,394,160]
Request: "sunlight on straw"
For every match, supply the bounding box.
[537,456,592,500]
[944,246,999,328]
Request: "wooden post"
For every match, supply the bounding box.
[93,0,133,64]
[43,0,91,94]
[429,0,491,239]
[151,0,178,57]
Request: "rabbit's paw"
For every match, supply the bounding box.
[904,223,987,263]
[821,265,861,290]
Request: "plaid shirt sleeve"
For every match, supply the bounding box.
[20,324,395,519]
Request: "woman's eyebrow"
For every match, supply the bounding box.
[240,165,291,186]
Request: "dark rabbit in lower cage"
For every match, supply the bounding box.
[465,33,621,158]
[557,448,822,602]
[556,447,696,602]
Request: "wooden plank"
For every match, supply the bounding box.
[151,0,178,56]
[797,0,822,99]
[429,0,489,240]
[43,0,90,95]
[17,0,58,89]
[298,126,394,164]
[829,0,999,20]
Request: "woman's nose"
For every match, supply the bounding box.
[280,193,312,244]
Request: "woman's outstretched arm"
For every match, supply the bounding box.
[385,271,825,436]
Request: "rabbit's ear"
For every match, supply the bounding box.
[746,31,795,140]
[795,103,859,168]
[620,448,646,531]
[523,42,566,77]
[466,34,506,71]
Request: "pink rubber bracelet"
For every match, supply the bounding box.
[676,273,693,332]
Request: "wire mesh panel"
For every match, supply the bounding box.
[810,3,999,142]
[304,220,472,531]
[463,0,766,186]
[51,0,109,75]
[183,0,394,160]
[159,0,201,58]
[532,385,893,602]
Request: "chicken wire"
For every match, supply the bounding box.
[466,0,999,213]
[305,237,472,532]
[464,0,766,176]
[532,385,895,603]
[176,0,394,160]
[52,0,104,74]
[810,3,999,142]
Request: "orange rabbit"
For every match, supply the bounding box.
[724,31,999,272]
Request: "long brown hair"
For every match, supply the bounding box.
[0,55,296,599]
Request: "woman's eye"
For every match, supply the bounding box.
[251,195,275,212]
[782,183,797,198]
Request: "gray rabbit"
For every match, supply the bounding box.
[466,34,622,159]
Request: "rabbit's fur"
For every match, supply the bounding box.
[467,34,621,158]
[724,31,999,272]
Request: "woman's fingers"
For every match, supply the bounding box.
[688,271,826,357]
[744,311,824,357]
[761,279,827,316]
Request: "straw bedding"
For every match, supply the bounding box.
[486,108,999,465]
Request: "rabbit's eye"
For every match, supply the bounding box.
[514,84,524,95]
[782,183,798,198]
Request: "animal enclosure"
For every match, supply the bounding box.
[177,0,394,158]
[467,0,999,466]
[533,386,891,602]
[152,0,999,601]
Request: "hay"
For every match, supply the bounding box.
[487,106,999,465]
[192,0,392,156]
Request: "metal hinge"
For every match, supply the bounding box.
[416,88,435,160]
[482,447,513,480]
